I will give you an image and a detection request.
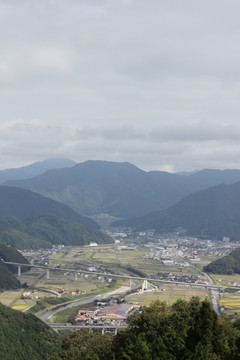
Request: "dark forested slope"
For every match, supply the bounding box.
[203,247,240,274]
[112,182,240,241]
[0,303,60,360]
[0,244,29,289]
[0,243,29,272]
[0,215,112,249]
[0,186,99,229]
[0,259,21,290]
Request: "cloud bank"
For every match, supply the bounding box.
[0,0,240,171]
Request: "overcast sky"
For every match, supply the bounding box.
[1,0,240,172]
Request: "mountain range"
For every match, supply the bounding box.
[3,159,240,241]
[5,160,240,219]
[0,158,76,184]
[112,182,240,241]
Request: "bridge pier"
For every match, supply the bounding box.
[18,265,21,278]
[74,273,78,281]
[46,269,50,279]
[102,328,105,335]
[102,276,104,283]
[130,278,132,289]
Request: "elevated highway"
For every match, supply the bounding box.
[3,261,237,292]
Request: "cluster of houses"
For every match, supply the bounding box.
[75,303,134,326]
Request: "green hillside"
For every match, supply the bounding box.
[0,303,59,360]
[203,247,240,274]
[0,244,30,289]
[0,243,30,273]
[0,215,113,249]
[112,182,240,241]
[5,161,240,218]
[0,259,21,290]
[0,186,99,229]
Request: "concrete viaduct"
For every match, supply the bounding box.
[3,261,238,292]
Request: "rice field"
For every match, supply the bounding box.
[219,295,240,313]
[126,287,209,306]
[0,291,23,306]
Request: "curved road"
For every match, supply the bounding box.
[38,285,131,322]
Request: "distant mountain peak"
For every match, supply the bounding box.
[0,158,76,184]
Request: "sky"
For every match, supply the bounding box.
[1,0,240,172]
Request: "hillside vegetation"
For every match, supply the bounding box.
[0,215,113,249]
[0,186,99,229]
[0,244,29,289]
[0,243,29,272]
[50,298,240,360]
[112,182,240,241]
[0,259,21,290]
[6,160,240,218]
[1,298,240,359]
[0,303,60,360]
[203,247,240,274]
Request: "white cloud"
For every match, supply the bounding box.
[1,0,240,171]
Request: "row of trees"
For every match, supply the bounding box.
[50,297,240,360]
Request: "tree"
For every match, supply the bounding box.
[50,329,114,360]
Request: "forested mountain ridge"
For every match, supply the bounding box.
[5,160,240,218]
[0,186,99,229]
[0,215,113,249]
[203,247,240,274]
[112,182,240,241]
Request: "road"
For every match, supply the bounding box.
[6,261,223,315]
[38,285,131,322]
[190,262,220,315]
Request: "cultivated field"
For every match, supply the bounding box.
[219,294,240,315]
[126,287,209,306]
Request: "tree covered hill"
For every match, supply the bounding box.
[0,303,60,360]
[112,182,240,241]
[6,160,240,219]
[203,247,240,274]
[0,243,29,272]
[0,185,99,229]
[0,259,21,290]
[0,244,30,290]
[0,215,113,250]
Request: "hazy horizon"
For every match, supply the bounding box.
[1,157,240,174]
